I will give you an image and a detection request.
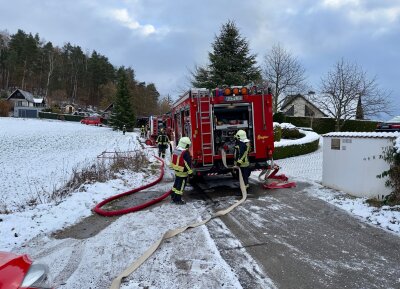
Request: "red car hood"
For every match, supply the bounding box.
[0,251,32,289]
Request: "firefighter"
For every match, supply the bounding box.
[156,128,170,158]
[140,125,146,138]
[170,137,193,205]
[145,123,149,138]
[234,130,251,189]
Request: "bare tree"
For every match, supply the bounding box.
[45,49,55,98]
[158,94,173,114]
[264,43,307,113]
[312,58,392,131]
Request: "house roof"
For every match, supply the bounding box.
[7,89,44,103]
[323,131,400,139]
[281,94,327,117]
[104,103,113,112]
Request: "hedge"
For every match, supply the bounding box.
[39,112,59,119]
[39,112,109,125]
[62,114,85,122]
[273,113,378,134]
[39,112,84,121]
[341,119,378,132]
[274,138,320,160]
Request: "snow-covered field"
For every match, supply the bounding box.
[0,117,399,289]
[0,118,140,211]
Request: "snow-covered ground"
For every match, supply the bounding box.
[0,117,399,289]
[1,117,275,289]
[0,118,140,211]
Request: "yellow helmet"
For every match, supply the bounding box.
[235,130,249,142]
[178,137,191,148]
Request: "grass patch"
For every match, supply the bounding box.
[366,198,384,208]
[4,150,151,213]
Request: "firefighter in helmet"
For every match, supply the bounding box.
[145,123,149,138]
[170,136,193,204]
[234,129,251,189]
[156,128,170,158]
[140,125,146,138]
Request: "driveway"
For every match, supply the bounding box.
[193,178,400,289]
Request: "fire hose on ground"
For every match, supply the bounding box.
[93,156,171,216]
[95,143,294,288]
[107,150,248,289]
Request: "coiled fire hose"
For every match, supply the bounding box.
[94,156,171,216]
[109,149,247,289]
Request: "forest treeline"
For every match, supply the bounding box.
[0,29,169,116]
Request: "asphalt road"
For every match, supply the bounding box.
[192,177,400,289]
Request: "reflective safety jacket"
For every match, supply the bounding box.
[234,140,250,167]
[171,147,193,177]
[156,134,170,145]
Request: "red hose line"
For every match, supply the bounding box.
[93,156,171,217]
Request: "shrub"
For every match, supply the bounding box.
[0,90,9,98]
[377,145,400,205]
[273,112,285,123]
[0,100,10,117]
[51,105,62,114]
[273,124,282,142]
[274,139,320,159]
[281,128,304,139]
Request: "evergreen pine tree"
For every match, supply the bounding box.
[355,94,364,120]
[109,69,135,131]
[192,20,261,88]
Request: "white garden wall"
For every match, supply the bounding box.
[322,132,400,199]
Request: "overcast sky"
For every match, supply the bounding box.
[1,0,399,118]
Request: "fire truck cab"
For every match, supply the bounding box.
[170,86,274,177]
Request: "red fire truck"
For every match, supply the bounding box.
[145,114,173,146]
[169,86,275,177]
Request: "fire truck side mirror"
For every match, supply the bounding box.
[267,87,272,94]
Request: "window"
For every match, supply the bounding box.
[285,105,294,116]
[331,138,340,150]
[305,105,315,117]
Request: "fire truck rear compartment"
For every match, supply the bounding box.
[191,103,270,176]
[213,104,252,155]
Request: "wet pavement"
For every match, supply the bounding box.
[195,178,400,289]
[52,174,400,289]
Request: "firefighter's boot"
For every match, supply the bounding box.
[173,194,186,205]
[170,192,176,203]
